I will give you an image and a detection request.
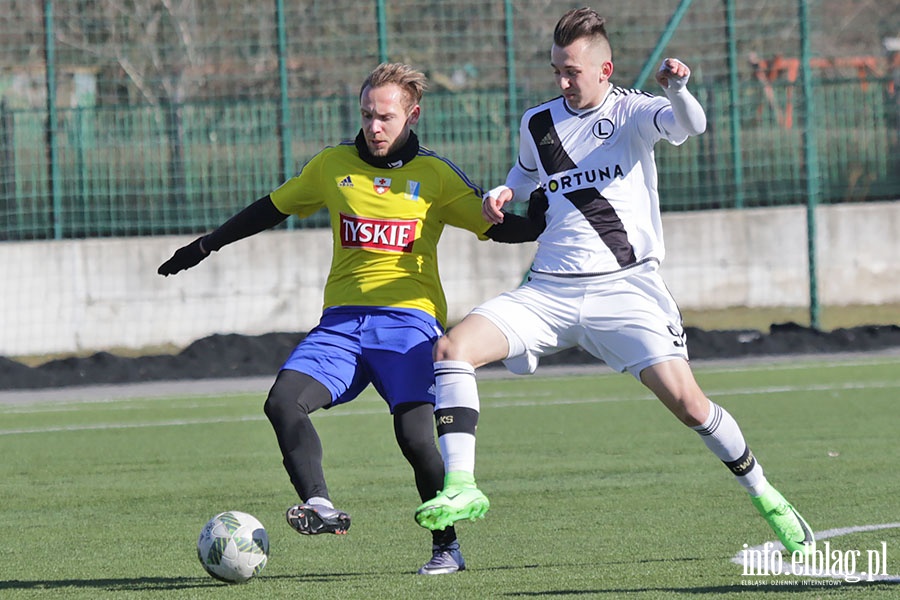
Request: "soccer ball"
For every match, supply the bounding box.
[197,511,269,583]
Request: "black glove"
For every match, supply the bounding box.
[157,236,210,276]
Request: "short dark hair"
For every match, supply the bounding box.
[553,7,611,56]
[360,63,427,112]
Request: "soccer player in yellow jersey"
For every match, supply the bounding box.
[158,63,540,575]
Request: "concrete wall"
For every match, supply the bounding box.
[660,202,900,308]
[1,201,897,357]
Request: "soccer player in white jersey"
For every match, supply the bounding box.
[415,7,815,556]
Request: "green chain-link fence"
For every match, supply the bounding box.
[1,0,899,241]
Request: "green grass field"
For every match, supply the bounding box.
[2,355,899,599]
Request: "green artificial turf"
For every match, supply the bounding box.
[1,355,898,599]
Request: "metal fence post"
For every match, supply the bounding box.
[724,0,744,209]
[276,0,292,184]
[42,0,61,239]
[376,0,388,62]
[0,100,15,239]
[799,0,821,329]
[504,0,517,165]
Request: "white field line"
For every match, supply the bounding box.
[1,379,898,437]
[485,379,900,409]
[2,352,897,407]
[693,354,900,375]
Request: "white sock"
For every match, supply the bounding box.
[305,496,333,508]
[439,433,476,474]
[434,360,480,475]
[692,401,767,495]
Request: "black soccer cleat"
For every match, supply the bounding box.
[286,503,351,535]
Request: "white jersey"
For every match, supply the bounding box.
[514,84,688,277]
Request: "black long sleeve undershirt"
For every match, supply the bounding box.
[202,195,288,252]
[484,186,548,243]
[485,213,542,243]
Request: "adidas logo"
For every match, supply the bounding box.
[539,132,554,146]
[338,175,353,187]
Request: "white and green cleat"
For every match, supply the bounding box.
[415,471,490,531]
[750,483,815,555]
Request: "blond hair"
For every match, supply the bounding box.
[360,63,428,112]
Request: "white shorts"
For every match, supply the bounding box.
[471,266,688,379]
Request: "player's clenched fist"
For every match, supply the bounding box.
[655,57,691,92]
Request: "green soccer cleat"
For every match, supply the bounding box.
[415,471,490,531]
[750,483,815,555]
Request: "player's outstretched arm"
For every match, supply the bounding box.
[656,57,706,137]
[157,195,289,276]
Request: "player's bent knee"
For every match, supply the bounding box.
[394,403,440,457]
[677,410,704,428]
[432,335,459,362]
[264,369,331,421]
[396,429,440,464]
[674,395,709,427]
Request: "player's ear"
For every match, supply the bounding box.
[408,104,421,125]
[600,60,614,81]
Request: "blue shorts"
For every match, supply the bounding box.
[281,306,444,413]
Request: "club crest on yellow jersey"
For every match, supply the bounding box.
[373,177,391,194]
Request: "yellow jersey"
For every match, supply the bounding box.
[270,138,490,326]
